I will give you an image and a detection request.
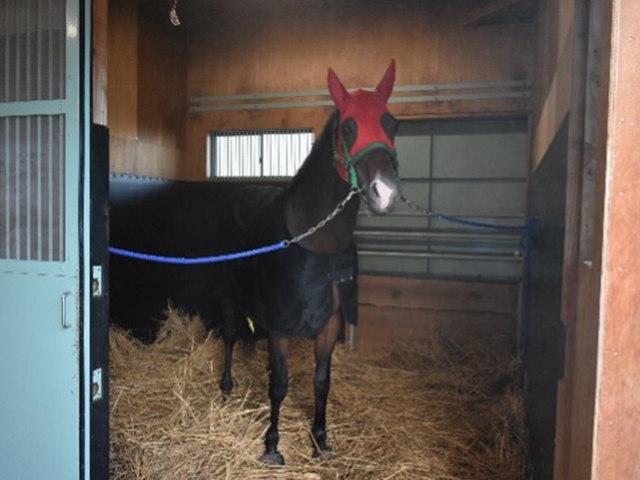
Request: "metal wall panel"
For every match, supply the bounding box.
[393,123,432,178]
[431,119,528,178]
[356,117,529,282]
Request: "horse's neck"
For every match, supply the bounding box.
[284,146,359,254]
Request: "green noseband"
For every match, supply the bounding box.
[339,136,399,190]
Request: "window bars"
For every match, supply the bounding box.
[209,129,314,178]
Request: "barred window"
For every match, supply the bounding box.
[208,129,314,178]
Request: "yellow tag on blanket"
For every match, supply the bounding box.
[247,317,255,334]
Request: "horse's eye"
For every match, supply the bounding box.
[341,118,358,151]
[381,113,399,140]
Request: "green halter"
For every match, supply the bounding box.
[338,136,399,190]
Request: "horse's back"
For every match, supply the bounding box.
[221,185,285,242]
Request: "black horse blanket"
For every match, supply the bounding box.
[221,186,358,338]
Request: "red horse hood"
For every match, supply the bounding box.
[328,60,397,165]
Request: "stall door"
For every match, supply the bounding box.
[0,0,87,478]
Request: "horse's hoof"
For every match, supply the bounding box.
[219,378,233,395]
[313,446,335,459]
[259,451,285,465]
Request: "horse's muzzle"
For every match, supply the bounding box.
[367,174,400,214]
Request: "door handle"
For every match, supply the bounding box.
[61,291,72,329]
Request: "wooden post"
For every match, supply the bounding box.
[591,0,640,477]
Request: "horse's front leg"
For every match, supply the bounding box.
[312,309,343,457]
[260,334,290,465]
[219,301,240,394]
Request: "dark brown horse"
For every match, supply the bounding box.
[218,61,401,465]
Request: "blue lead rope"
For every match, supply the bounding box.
[436,213,528,231]
[109,241,288,265]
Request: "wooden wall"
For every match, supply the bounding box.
[176,0,533,351]
[528,1,581,479]
[527,114,569,480]
[105,0,535,179]
[100,2,640,477]
[182,0,535,179]
[107,0,189,179]
[107,0,137,140]
[529,0,618,479]
[592,2,640,477]
[357,276,518,352]
[551,0,640,477]
[102,1,534,352]
[531,0,575,171]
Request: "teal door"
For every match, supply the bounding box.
[0,0,90,478]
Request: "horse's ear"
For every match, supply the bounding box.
[375,59,396,102]
[328,67,349,110]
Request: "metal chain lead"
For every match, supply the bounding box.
[400,194,437,217]
[285,187,363,246]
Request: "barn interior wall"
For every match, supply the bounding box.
[357,276,518,352]
[527,114,569,480]
[558,1,613,478]
[591,1,640,476]
[107,0,138,141]
[106,1,535,180]
[107,0,189,179]
[528,0,613,479]
[103,1,537,350]
[183,0,535,179]
[177,0,536,352]
[531,0,575,171]
[527,0,576,479]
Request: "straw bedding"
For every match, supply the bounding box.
[110,309,528,480]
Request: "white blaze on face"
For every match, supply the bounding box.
[370,177,396,212]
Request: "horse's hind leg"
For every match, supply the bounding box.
[312,309,343,457]
[219,301,241,394]
[260,334,289,465]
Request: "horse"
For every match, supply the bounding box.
[218,60,401,465]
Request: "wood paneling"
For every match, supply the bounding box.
[359,275,518,314]
[107,1,535,178]
[109,135,187,179]
[527,115,569,480]
[462,0,534,27]
[107,0,137,139]
[531,0,576,171]
[553,1,611,479]
[185,0,534,96]
[107,0,189,179]
[535,0,615,479]
[356,276,518,352]
[184,0,535,179]
[592,0,640,477]
[357,306,514,351]
[528,2,595,477]
[531,35,573,171]
[137,2,187,151]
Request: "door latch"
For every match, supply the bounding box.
[92,265,103,297]
[92,368,103,402]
